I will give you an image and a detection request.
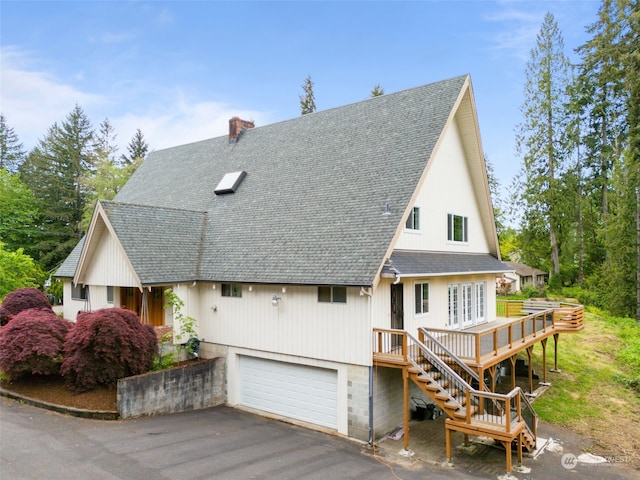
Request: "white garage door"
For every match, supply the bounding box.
[239,356,338,429]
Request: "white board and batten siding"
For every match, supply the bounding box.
[195,283,373,366]
[81,227,139,287]
[396,117,490,254]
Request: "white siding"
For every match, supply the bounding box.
[81,230,138,287]
[396,119,490,254]
[194,283,372,366]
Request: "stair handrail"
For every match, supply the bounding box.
[518,388,537,441]
[406,331,473,395]
[418,327,482,383]
[418,327,498,395]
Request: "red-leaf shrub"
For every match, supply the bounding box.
[0,308,72,380]
[0,287,53,326]
[61,308,158,392]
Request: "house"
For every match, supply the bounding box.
[56,75,584,472]
[503,261,548,293]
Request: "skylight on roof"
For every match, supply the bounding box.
[215,171,246,195]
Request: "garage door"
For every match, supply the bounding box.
[239,356,338,429]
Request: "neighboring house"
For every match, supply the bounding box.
[503,261,548,293]
[56,75,512,442]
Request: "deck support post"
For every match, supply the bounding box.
[403,366,410,451]
[509,355,517,390]
[540,338,548,384]
[526,346,534,394]
[487,364,498,392]
[551,333,561,372]
[445,425,452,465]
[504,440,512,474]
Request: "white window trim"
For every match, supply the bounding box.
[404,207,421,232]
[414,281,430,316]
[448,280,487,330]
[447,213,469,243]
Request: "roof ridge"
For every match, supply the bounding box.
[100,199,207,215]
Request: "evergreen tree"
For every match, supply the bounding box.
[121,128,149,166]
[0,114,26,173]
[370,84,385,97]
[515,12,571,281]
[0,169,39,254]
[19,105,96,271]
[299,74,316,115]
[575,0,639,320]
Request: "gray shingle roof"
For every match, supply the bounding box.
[55,236,85,278]
[79,75,475,286]
[384,251,511,277]
[99,201,207,284]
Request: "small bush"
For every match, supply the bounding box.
[0,308,72,380]
[0,287,52,326]
[61,308,158,392]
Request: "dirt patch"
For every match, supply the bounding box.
[1,374,117,411]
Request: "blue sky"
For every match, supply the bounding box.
[1,0,600,188]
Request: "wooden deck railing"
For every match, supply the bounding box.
[374,302,584,368]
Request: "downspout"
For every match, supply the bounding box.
[361,286,374,445]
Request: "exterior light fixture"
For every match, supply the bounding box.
[272,295,281,307]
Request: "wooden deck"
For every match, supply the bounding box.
[374,301,584,375]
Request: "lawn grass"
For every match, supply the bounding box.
[530,308,640,425]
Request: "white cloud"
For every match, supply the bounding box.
[113,92,269,154]
[485,6,546,61]
[0,47,271,155]
[0,46,107,149]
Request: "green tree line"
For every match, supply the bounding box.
[0,109,148,297]
[503,0,639,321]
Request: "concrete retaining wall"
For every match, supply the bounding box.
[117,357,225,418]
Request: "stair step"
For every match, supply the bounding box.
[453,406,477,419]
[422,382,441,391]
[435,388,458,401]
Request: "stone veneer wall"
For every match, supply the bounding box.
[117,357,225,418]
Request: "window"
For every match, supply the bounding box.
[448,284,459,328]
[405,207,420,230]
[475,282,486,322]
[221,283,242,297]
[447,214,468,242]
[107,286,114,303]
[72,284,88,300]
[414,282,429,314]
[448,281,487,329]
[318,286,347,303]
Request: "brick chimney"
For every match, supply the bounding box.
[229,117,255,144]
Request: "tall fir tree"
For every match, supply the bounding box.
[515,12,571,281]
[121,128,149,166]
[370,84,385,97]
[19,105,96,272]
[0,114,26,173]
[299,74,316,115]
[575,0,639,320]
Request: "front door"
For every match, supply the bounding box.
[390,283,404,347]
[120,287,165,326]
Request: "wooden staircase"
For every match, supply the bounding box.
[373,326,541,473]
[406,328,538,455]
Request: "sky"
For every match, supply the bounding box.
[1,0,601,189]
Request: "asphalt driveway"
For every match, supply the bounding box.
[0,397,464,480]
[1,397,637,480]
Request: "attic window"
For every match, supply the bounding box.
[215,171,246,195]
